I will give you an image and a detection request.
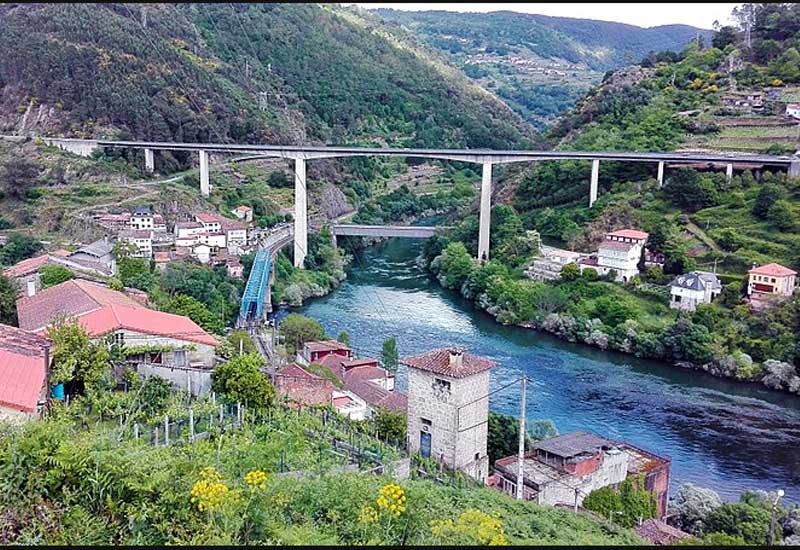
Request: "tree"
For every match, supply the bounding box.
[168,294,223,334]
[211,353,274,412]
[0,157,40,200]
[670,483,723,535]
[337,330,351,347]
[712,26,739,49]
[372,408,406,444]
[381,337,398,372]
[439,242,474,289]
[118,257,157,290]
[48,319,111,393]
[279,313,324,355]
[0,275,18,325]
[664,170,719,211]
[591,296,640,327]
[752,183,784,219]
[0,233,41,266]
[560,262,581,281]
[664,317,714,364]
[767,200,795,230]
[584,476,657,528]
[39,264,73,288]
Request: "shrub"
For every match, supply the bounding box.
[39,264,74,288]
[560,262,581,281]
[211,353,274,411]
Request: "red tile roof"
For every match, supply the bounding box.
[634,519,690,545]
[76,304,219,347]
[153,251,170,262]
[276,363,322,380]
[17,279,140,332]
[195,212,224,224]
[402,348,495,379]
[343,358,380,369]
[599,240,637,252]
[345,364,393,382]
[749,263,797,277]
[0,324,50,414]
[275,364,334,407]
[305,340,351,354]
[3,254,50,278]
[343,377,408,412]
[51,249,72,258]
[607,229,649,240]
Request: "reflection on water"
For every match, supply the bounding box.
[297,238,800,502]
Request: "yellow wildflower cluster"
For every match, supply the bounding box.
[190,467,231,512]
[245,469,268,491]
[376,483,407,517]
[430,509,507,546]
[358,505,379,524]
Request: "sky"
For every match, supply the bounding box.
[351,3,740,29]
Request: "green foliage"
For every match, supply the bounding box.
[48,318,110,391]
[664,170,720,212]
[583,475,657,528]
[0,275,18,325]
[590,296,640,327]
[39,264,74,288]
[0,157,41,200]
[167,294,223,334]
[117,257,156,291]
[336,330,351,347]
[767,199,796,230]
[211,353,274,411]
[703,496,777,545]
[0,233,41,267]
[381,337,398,372]
[371,408,406,445]
[752,183,785,220]
[560,262,581,281]
[279,313,325,356]
[159,261,242,327]
[439,242,475,290]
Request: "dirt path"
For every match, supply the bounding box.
[685,221,722,254]
[70,174,185,216]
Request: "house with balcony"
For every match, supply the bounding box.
[580,229,648,283]
[748,263,797,297]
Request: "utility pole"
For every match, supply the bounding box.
[515,376,527,500]
[768,489,785,545]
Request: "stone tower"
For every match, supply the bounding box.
[403,347,494,483]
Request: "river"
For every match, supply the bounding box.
[296,237,800,502]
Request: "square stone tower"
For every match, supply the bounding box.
[403,347,494,483]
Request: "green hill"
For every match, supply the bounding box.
[370,8,710,128]
[0,3,536,149]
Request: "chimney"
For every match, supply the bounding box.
[448,348,463,369]
[26,279,36,297]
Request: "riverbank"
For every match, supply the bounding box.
[422,241,800,399]
[299,237,800,502]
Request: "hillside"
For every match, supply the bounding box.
[370,8,710,128]
[0,3,535,149]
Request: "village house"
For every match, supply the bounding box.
[274,363,369,420]
[785,102,800,120]
[130,206,155,230]
[16,279,218,368]
[298,339,353,365]
[231,205,254,223]
[404,347,494,483]
[174,221,206,240]
[222,218,248,255]
[580,229,648,283]
[67,238,116,275]
[153,251,171,273]
[492,431,671,519]
[0,323,51,422]
[669,271,722,312]
[748,263,797,297]
[192,244,211,264]
[195,212,223,234]
[119,229,153,259]
[722,91,764,111]
[525,248,584,282]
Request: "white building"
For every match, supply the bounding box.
[404,348,494,483]
[231,205,253,223]
[174,221,206,239]
[669,271,722,311]
[130,206,154,230]
[195,213,222,233]
[582,229,648,283]
[193,244,211,264]
[119,229,153,259]
[786,103,800,120]
[222,219,248,255]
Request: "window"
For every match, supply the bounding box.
[174,349,187,367]
[421,418,432,426]
[673,294,681,302]
[474,452,480,462]
[113,332,125,346]
[432,377,451,400]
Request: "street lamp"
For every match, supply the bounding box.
[767,489,785,546]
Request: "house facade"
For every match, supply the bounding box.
[404,348,494,483]
[119,229,153,259]
[748,263,797,297]
[582,229,648,283]
[786,103,800,120]
[669,271,722,312]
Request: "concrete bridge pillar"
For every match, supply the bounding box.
[790,159,800,179]
[478,162,492,262]
[199,150,210,196]
[293,157,308,268]
[726,162,733,183]
[589,159,600,207]
[144,148,155,174]
[657,161,665,188]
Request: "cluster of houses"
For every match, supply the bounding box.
[720,87,800,120]
[0,277,220,422]
[273,339,407,421]
[96,204,256,278]
[526,227,797,312]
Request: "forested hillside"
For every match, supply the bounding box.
[0,3,535,149]
[371,8,710,127]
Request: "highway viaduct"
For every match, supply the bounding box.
[17,135,800,267]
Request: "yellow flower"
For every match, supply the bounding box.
[358,505,379,524]
[245,469,268,490]
[190,466,234,512]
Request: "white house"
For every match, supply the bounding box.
[198,232,227,249]
[583,229,648,283]
[174,221,206,239]
[222,219,248,255]
[786,103,800,120]
[231,205,253,223]
[193,244,212,264]
[129,207,154,230]
[669,271,722,311]
[195,213,222,233]
[119,229,153,259]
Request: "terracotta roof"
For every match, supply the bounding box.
[221,219,246,231]
[51,249,71,258]
[175,222,203,230]
[345,364,393,381]
[749,263,797,277]
[607,229,649,240]
[305,340,351,354]
[233,205,252,213]
[276,363,322,380]
[3,254,50,278]
[17,279,140,332]
[153,251,170,262]
[76,304,219,347]
[343,377,407,412]
[599,240,637,252]
[275,364,333,407]
[0,324,50,414]
[195,212,223,224]
[578,256,599,266]
[119,229,152,240]
[343,358,379,369]
[634,519,691,545]
[534,431,616,459]
[402,348,494,379]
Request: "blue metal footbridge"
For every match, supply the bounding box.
[238,224,293,327]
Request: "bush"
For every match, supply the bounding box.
[279,313,325,355]
[211,353,274,411]
[560,262,581,281]
[39,264,74,288]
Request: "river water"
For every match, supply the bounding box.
[297,238,800,502]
